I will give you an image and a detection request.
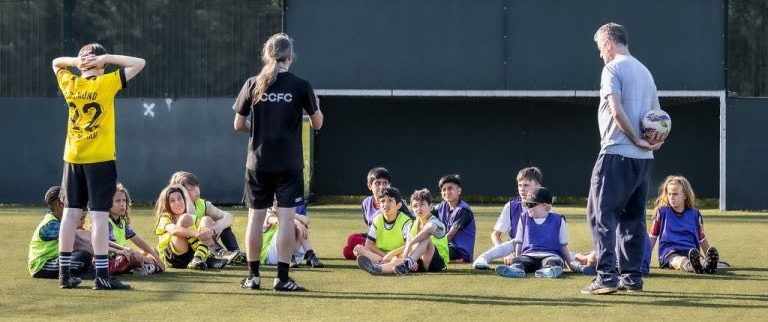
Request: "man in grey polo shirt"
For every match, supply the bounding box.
[581,22,667,295]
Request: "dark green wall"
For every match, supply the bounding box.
[0,98,246,204]
[726,98,768,210]
[286,0,725,90]
[313,97,720,199]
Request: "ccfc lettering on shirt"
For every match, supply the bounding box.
[260,93,293,102]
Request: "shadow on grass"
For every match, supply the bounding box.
[133,288,768,309]
[727,267,768,273]
[695,214,768,223]
[650,269,768,281]
[638,290,768,302]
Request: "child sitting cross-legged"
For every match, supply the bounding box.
[354,187,413,272]
[495,187,572,278]
[357,189,449,275]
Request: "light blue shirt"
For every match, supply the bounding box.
[598,55,657,159]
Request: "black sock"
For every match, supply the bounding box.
[248,261,260,277]
[59,252,72,278]
[94,254,109,279]
[277,262,290,281]
[304,249,315,260]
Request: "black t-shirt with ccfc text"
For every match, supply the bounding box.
[233,72,318,171]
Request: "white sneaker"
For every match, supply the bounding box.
[473,257,490,270]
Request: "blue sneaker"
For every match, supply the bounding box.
[534,266,563,278]
[495,265,525,278]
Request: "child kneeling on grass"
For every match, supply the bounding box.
[354,187,413,271]
[358,189,449,275]
[649,175,720,274]
[495,187,572,278]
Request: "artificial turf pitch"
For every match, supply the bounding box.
[2,204,767,321]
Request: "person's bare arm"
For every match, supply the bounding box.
[382,246,404,262]
[607,94,663,151]
[205,202,234,236]
[129,235,158,258]
[402,223,436,259]
[364,238,386,257]
[491,230,503,246]
[308,94,323,130]
[309,110,323,130]
[561,245,573,270]
[234,113,250,133]
[51,57,80,73]
[446,226,459,242]
[294,214,310,226]
[82,54,145,81]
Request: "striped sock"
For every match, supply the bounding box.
[192,242,210,260]
[94,255,109,279]
[59,252,72,278]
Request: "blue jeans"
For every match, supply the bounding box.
[587,154,652,288]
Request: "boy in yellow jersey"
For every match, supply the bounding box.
[29,186,93,280]
[358,189,449,275]
[52,43,145,290]
[354,187,413,270]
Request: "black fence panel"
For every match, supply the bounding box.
[0,0,282,98]
[728,0,768,97]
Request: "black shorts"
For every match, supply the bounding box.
[61,161,117,211]
[165,245,195,269]
[244,169,304,209]
[417,246,447,272]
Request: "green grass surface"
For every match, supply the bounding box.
[2,205,767,321]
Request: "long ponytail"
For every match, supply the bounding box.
[252,33,294,102]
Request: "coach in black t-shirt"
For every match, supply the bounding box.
[233,33,323,292]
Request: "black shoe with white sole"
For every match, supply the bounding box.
[93,276,131,290]
[59,275,81,289]
[241,275,260,290]
[705,247,719,274]
[687,249,704,274]
[273,277,306,292]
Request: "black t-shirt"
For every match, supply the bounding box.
[233,72,318,171]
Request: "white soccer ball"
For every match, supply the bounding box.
[642,109,672,137]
